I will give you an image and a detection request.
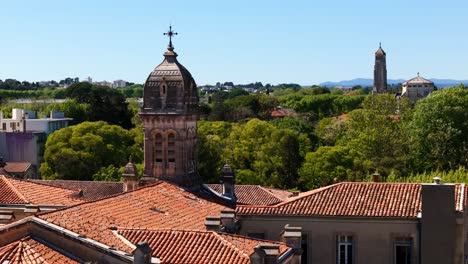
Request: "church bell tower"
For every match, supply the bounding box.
[139,26,199,186]
[372,43,387,94]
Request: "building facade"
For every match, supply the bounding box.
[372,44,387,94]
[401,73,435,101]
[235,180,467,264]
[139,28,199,185]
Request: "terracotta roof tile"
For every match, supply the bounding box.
[117,228,289,264]
[29,180,124,200]
[237,182,467,218]
[0,236,79,263]
[205,184,291,205]
[3,162,31,173]
[0,176,83,206]
[39,181,230,252]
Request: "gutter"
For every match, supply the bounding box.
[277,248,294,264]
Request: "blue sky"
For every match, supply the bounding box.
[1,0,467,85]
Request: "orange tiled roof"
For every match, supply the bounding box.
[29,179,124,200]
[118,228,289,264]
[0,176,82,206]
[0,236,79,263]
[39,181,230,252]
[3,162,31,173]
[237,182,467,218]
[205,184,292,205]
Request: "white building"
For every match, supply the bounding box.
[401,73,435,101]
[0,108,72,136]
[113,79,127,88]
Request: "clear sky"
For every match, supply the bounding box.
[1,0,467,85]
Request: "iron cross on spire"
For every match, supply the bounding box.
[164,26,178,49]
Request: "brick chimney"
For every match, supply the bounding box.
[250,244,279,264]
[220,162,236,202]
[123,157,138,192]
[280,224,303,262]
[133,242,152,264]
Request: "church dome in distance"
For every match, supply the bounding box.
[142,26,198,113]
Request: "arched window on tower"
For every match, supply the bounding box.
[154,133,163,166]
[167,133,176,169]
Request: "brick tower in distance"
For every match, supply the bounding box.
[372,43,387,94]
[139,26,199,186]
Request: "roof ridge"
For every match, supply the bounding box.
[1,176,29,204]
[271,182,345,207]
[257,186,287,201]
[212,231,251,259]
[35,179,123,184]
[37,180,164,217]
[12,176,83,193]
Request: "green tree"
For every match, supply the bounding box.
[64,83,133,128]
[197,121,232,182]
[43,100,91,125]
[40,121,142,180]
[409,86,468,171]
[298,146,365,190]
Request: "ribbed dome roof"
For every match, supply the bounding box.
[142,43,198,113]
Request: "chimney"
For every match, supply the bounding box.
[281,225,303,256]
[372,171,380,182]
[421,178,458,264]
[220,162,236,201]
[204,216,221,232]
[133,242,152,264]
[250,244,279,264]
[123,157,138,192]
[220,210,239,233]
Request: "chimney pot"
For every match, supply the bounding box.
[372,171,380,182]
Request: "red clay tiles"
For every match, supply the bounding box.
[29,179,124,200]
[39,181,230,252]
[118,228,289,264]
[237,182,467,218]
[205,184,292,205]
[3,162,31,173]
[0,176,82,206]
[0,236,79,263]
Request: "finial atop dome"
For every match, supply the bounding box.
[164,25,178,51]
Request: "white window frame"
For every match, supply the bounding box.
[337,235,354,264]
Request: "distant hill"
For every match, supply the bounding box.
[320,78,468,88]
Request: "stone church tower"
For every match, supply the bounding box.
[139,27,199,186]
[372,43,387,94]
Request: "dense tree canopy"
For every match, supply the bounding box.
[40,121,142,181]
[64,83,133,128]
[409,86,468,171]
